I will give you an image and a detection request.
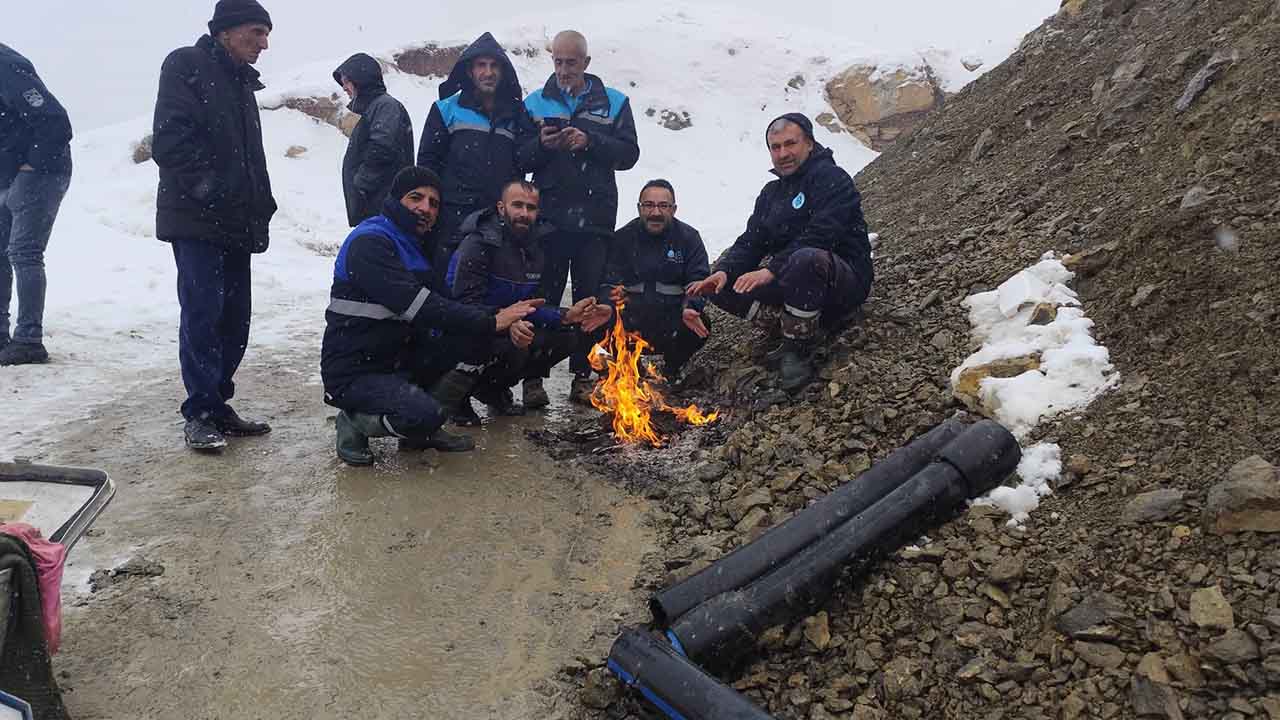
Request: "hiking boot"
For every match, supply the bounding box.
[522,377,550,409]
[398,427,476,453]
[474,384,525,417]
[184,417,227,451]
[335,410,389,466]
[0,341,49,366]
[569,374,596,406]
[777,340,816,393]
[213,407,271,436]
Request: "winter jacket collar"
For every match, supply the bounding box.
[198,34,265,90]
[459,207,554,249]
[539,73,610,116]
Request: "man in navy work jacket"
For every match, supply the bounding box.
[418,32,532,260]
[519,29,639,404]
[334,52,414,226]
[153,0,279,452]
[688,113,873,394]
[436,180,612,424]
[321,167,543,466]
[0,42,73,367]
[597,179,711,387]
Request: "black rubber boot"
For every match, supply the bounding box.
[399,427,476,453]
[336,411,389,466]
[184,417,227,451]
[430,370,481,425]
[777,341,816,393]
[0,341,49,366]
[474,384,525,416]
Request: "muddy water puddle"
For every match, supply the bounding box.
[39,357,653,719]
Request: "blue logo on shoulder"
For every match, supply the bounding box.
[792,192,806,210]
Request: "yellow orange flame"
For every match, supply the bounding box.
[588,302,719,446]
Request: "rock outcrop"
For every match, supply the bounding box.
[824,65,944,150]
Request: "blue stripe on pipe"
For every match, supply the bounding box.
[665,630,687,656]
[607,658,691,720]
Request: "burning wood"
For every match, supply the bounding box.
[588,303,718,446]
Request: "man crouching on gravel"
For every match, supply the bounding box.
[321,167,542,466]
[687,113,873,393]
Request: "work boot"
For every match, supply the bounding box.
[213,407,272,436]
[398,427,476,453]
[430,369,480,425]
[522,377,550,409]
[569,373,596,406]
[335,410,391,466]
[451,399,483,427]
[184,417,227,452]
[0,341,49,366]
[777,340,816,393]
[474,384,525,417]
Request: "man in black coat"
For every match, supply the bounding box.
[152,0,279,451]
[322,167,543,465]
[334,53,414,227]
[688,113,873,393]
[519,30,640,400]
[0,43,73,366]
[597,179,710,388]
[418,33,532,256]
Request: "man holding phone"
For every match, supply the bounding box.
[519,30,639,405]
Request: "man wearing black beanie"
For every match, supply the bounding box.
[152,1,276,451]
[321,167,544,466]
[688,112,874,394]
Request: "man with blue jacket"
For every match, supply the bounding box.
[0,43,73,367]
[688,114,873,394]
[434,180,611,424]
[418,33,532,256]
[519,30,640,404]
[322,167,542,466]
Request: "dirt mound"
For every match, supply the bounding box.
[574,1,1280,718]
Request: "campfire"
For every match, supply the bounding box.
[587,303,718,446]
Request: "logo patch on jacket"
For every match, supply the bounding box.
[22,88,45,108]
[666,248,684,263]
[792,192,806,210]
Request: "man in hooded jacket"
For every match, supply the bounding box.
[417,32,532,263]
[334,53,414,227]
[688,113,873,394]
[153,0,279,451]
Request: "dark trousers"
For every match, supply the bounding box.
[0,170,71,344]
[330,373,445,439]
[618,303,708,375]
[712,247,868,325]
[542,231,610,376]
[459,327,576,388]
[172,239,253,421]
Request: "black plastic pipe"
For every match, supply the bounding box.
[607,628,776,720]
[667,419,1020,668]
[650,415,969,626]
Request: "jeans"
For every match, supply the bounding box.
[542,230,610,375]
[0,170,71,344]
[172,239,253,421]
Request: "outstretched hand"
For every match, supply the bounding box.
[682,308,709,339]
[686,271,728,298]
[495,298,545,331]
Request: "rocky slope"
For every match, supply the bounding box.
[568,1,1280,718]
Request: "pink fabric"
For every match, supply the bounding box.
[1,522,67,654]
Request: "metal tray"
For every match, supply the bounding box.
[0,462,116,554]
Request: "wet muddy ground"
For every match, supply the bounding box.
[31,345,656,719]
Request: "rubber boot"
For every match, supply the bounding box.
[474,383,525,416]
[522,377,550,409]
[430,369,481,426]
[336,410,390,466]
[398,426,476,453]
[778,309,820,393]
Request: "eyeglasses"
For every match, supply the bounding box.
[638,202,675,211]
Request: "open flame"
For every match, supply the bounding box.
[588,302,718,446]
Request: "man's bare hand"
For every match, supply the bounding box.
[608,285,627,305]
[682,308,709,339]
[495,298,545,331]
[565,127,590,151]
[509,320,535,349]
[540,125,568,150]
[733,268,776,295]
[686,271,728,298]
[562,296,598,325]
[580,304,613,333]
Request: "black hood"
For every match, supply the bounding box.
[438,32,522,108]
[334,53,385,111]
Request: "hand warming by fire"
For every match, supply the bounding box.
[587,299,719,447]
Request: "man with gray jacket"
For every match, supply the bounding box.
[334,53,414,226]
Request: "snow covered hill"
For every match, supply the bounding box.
[0,1,1055,457]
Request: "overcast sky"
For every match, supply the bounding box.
[7,0,1058,129]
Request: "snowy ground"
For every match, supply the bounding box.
[0,2,1057,458]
